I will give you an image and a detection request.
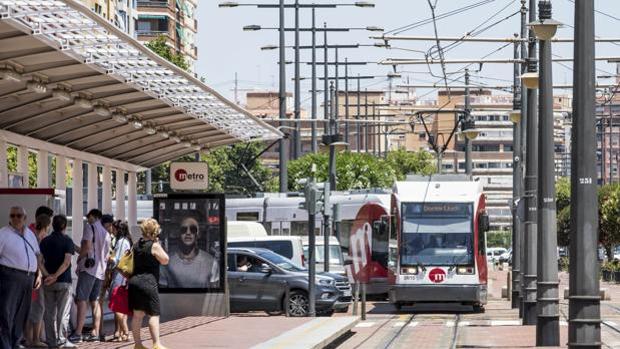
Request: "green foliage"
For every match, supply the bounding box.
[147,142,276,195]
[287,149,436,192]
[602,259,620,272]
[558,256,569,272]
[600,184,620,256]
[555,177,571,246]
[385,148,436,180]
[486,231,511,249]
[203,142,277,194]
[145,35,189,71]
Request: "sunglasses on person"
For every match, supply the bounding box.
[180,225,198,235]
[10,213,24,218]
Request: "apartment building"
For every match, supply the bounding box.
[80,0,138,36]
[136,0,198,73]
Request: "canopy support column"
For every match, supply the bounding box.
[37,150,49,188]
[0,140,7,188]
[56,155,66,191]
[17,145,28,188]
[72,159,83,239]
[102,166,112,215]
[127,171,137,232]
[115,169,126,221]
[87,162,98,211]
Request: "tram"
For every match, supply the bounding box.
[388,175,490,311]
[225,192,393,294]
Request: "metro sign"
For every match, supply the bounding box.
[428,268,446,283]
[170,162,209,190]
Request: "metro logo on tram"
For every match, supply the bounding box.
[428,268,446,283]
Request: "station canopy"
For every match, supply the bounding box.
[0,0,281,168]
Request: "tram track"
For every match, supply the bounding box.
[449,314,462,349]
[561,301,620,349]
[381,314,418,349]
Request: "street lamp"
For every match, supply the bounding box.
[533,1,561,346]
[509,109,522,124]
[521,71,539,89]
[460,117,479,141]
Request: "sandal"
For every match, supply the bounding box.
[110,336,121,342]
[121,334,130,342]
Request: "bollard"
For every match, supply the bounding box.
[284,287,290,317]
[507,270,512,302]
[361,283,367,321]
[352,282,359,316]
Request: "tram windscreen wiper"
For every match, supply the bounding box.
[416,259,426,272]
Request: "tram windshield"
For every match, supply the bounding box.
[401,203,474,266]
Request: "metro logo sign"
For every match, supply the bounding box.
[429,268,446,283]
[170,162,208,190]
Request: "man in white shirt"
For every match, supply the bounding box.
[0,206,42,349]
[70,209,111,343]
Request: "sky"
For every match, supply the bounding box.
[196,0,620,110]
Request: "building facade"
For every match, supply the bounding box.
[136,0,198,73]
[80,0,138,36]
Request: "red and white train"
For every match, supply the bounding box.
[389,175,490,311]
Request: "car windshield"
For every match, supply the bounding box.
[303,245,344,265]
[401,203,474,266]
[257,250,305,272]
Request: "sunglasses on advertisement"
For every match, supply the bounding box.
[10,214,24,218]
[180,225,198,235]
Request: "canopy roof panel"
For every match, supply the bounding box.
[0,0,281,168]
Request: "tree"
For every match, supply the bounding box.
[287,149,436,192]
[203,142,277,194]
[599,184,620,259]
[145,35,189,71]
[385,148,436,180]
[555,177,571,246]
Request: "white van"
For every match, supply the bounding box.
[301,236,345,276]
[227,221,268,239]
[227,236,305,267]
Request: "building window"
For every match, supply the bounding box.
[137,15,168,34]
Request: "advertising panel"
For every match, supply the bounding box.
[170,162,209,191]
[154,193,225,293]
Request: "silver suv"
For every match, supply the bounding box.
[227,247,351,316]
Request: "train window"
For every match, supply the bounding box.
[291,221,309,236]
[339,220,354,251]
[236,212,259,221]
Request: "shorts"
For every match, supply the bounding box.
[28,288,45,323]
[76,272,103,302]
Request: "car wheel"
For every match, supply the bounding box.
[318,309,335,317]
[395,302,403,311]
[473,304,485,313]
[287,290,310,317]
[334,306,349,313]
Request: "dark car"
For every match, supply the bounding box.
[227,247,351,317]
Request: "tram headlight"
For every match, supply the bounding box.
[457,266,475,275]
[401,267,418,275]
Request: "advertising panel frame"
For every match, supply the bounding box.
[153,192,226,294]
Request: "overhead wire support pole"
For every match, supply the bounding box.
[364,89,368,152]
[569,0,602,347]
[357,75,361,151]
[522,0,538,326]
[535,1,560,344]
[464,69,472,175]
[294,0,301,159]
[512,33,523,311]
[278,0,288,193]
[324,23,329,136]
[345,58,350,147]
[311,8,317,153]
[518,0,528,317]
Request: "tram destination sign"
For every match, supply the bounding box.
[406,203,471,217]
[170,162,209,191]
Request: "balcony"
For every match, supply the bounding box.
[137,1,169,8]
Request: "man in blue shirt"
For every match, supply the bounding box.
[40,215,76,348]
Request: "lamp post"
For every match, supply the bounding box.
[530,1,561,345]
[520,0,539,325]
[510,38,523,311]
[570,0,601,346]
[279,0,287,193]
[518,0,528,318]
